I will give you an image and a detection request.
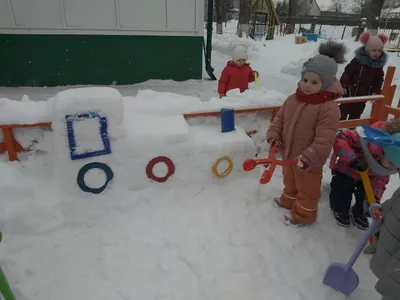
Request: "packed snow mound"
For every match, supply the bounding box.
[0,95,51,125]
[0,89,285,163]
[212,31,262,60]
[126,89,286,116]
[0,89,286,125]
[279,38,397,79]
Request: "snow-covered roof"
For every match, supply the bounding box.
[389,7,400,14]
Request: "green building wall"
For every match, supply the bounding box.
[0,34,203,87]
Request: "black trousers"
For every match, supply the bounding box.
[340,102,366,120]
[329,170,365,216]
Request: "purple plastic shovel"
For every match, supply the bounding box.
[322,203,382,296]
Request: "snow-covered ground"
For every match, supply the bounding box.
[1,21,400,300]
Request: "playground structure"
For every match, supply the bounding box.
[249,0,280,40]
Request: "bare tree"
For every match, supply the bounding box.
[237,0,251,37]
[327,0,348,13]
[350,0,372,15]
[381,0,400,17]
[215,0,224,34]
[275,0,289,16]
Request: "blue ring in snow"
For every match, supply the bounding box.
[77,162,114,194]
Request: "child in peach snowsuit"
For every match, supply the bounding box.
[267,41,345,225]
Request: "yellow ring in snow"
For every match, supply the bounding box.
[212,156,233,178]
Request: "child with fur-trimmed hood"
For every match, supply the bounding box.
[340,32,388,120]
[267,41,346,226]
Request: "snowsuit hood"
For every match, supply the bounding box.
[355,46,388,69]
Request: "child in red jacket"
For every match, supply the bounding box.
[218,45,259,98]
[339,32,388,120]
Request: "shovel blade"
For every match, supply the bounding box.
[322,263,359,296]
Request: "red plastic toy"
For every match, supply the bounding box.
[242,145,297,184]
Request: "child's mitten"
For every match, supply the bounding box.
[296,155,311,171]
[349,158,368,172]
[272,139,283,149]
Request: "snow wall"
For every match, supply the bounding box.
[0,87,287,195]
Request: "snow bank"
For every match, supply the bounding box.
[0,95,51,151]
[124,88,286,116]
[52,87,125,194]
[212,31,262,61]
[46,87,262,194]
[0,95,51,125]
[0,88,283,191]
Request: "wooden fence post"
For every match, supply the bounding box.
[370,66,396,122]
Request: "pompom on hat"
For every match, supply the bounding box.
[360,32,388,51]
[301,40,347,90]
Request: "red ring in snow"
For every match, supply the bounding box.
[146,156,175,183]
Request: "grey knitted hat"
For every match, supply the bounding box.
[302,41,347,90]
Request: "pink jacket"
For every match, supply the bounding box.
[329,121,389,200]
[267,80,342,167]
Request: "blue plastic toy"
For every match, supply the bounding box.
[358,124,400,147]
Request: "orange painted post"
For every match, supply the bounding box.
[385,106,400,119]
[2,128,17,161]
[382,85,397,120]
[0,122,51,161]
[370,66,395,122]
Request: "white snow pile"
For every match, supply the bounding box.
[0,89,285,125]
[0,95,51,125]
[212,30,262,60]
[124,88,286,116]
[0,88,285,156]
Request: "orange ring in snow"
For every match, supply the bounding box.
[212,156,233,178]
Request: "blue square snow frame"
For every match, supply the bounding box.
[66,112,112,160]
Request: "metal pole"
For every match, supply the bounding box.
[341,25,347,40]
[205,0,216,80]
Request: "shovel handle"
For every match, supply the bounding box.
[345,203,381,271]
[242,145,296,184]
[359,170,381,246]
[242,145,296,171]
[254,72,259,90]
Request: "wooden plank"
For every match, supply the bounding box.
[339,118,373,129]
[183,106,280,119]
[0,122,51,129]
[385,106,400,118]
[336,95,384,104]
